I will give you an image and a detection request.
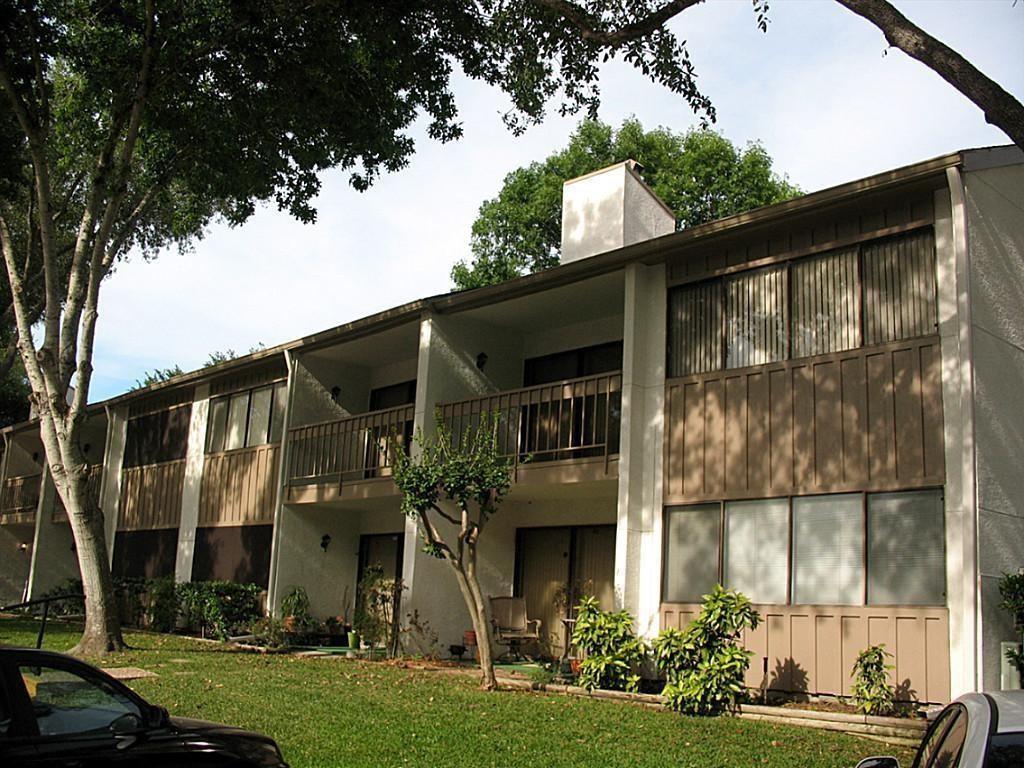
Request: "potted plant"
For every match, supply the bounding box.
[280,586,313,641]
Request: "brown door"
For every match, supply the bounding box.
[357,533,403,584]
[515,525,616,658]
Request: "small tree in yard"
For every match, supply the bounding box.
[393,416,512,690]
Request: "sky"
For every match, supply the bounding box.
[88,0,1024,400]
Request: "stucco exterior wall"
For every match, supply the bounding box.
[0,524,33,604]
[964,159,1024,691]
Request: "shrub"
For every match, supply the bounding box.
[851,644,895,715]
[36,579,85,616]
[571,596,646,693]
[177,581,262,640]
[999,571,1024,678]
[280,585,314,631]
[147,578,180,632]
[252,616,288,649]
[652,585,760,716]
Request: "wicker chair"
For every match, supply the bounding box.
[489,596,541,660]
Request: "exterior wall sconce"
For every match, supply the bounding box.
[18,542,28,553]
[475,352,488,371]
[330,386,341,403]
[320,534,331,552]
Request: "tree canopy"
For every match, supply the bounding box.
[452,120,800,290]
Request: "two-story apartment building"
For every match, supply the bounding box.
[1,145,1022,705]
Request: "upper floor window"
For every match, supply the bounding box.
[668,230,936,377]
[206,381,287,454]
[123,405,191,468]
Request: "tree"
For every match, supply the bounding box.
[452,119,799,289]
[393,418,513,690]
[529,0,1024,149]
[2,2,715,656]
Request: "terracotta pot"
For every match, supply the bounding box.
[570,659,582,675]
[283,616,298,633]
[463,630,477,647]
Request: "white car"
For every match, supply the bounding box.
[856,691,1024,768]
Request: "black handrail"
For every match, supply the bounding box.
[1,593,85,649]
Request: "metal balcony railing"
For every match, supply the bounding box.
[1,473,42,520]
[286,404,415,487]
[437,372,622,471]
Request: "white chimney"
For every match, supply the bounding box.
[560,160,676,265]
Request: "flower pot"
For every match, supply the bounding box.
[463,630,477,647]
[569,658,582,675]
[347,631,358,648]
[283,616,298,633]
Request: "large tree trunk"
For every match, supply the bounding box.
[43,421,124,655]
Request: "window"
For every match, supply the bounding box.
[368,380,417,411]
[663,489,945,607]
[662,504,720,603]
[523,341,623,386]
[867,490,945,605]
[123,405,191,468]
[863,232,937,346]
[725,265,788,368]
[206,381,287,453]
[19,664,141,737]
[724,499,789,604]
[792,494,863,605]
[791,248,860,357]
[667,230,936,377]
[986,731,1024,768]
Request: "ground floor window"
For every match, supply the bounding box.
[662,488,945,606]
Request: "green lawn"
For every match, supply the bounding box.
[0,617,912,768]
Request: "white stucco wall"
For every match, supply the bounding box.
[963,158,1024,691]
[0,524,33,604]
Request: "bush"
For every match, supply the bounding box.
[36,579,85,616]
[177,581,262,640]
[252,616,288,649]
[280,586,315,633]
[999,571,1024,678]
[652,585,760,716]
[851,644,895,715]
[571,596,646,693]
[148,578,180,632]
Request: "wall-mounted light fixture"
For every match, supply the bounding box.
[475,352,488,372]
[18,542,28,553]
[320,534,331,552]
[330,386,341,403]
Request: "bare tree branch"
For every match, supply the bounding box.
[531,0,704,46]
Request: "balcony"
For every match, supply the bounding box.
[437,371,622,484]
[1,473,42,525]
[285,404,415,503]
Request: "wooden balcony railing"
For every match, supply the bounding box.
[438,372,622,471]
[1,473,42,522]
[53,465,104,522]
[286,404,415,487]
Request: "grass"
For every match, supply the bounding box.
[0,617,914,768]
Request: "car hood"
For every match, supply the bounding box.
[169,715,272,742]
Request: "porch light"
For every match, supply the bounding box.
[475,352,488,371]
[320,534,331,552]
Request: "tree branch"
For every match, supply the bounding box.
[530,0,704,46]
[835,0,1024,148]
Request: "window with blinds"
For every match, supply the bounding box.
[662,504,720,603]
[666,230,937,377]
[206,381,288,453]
[792,494,864,605]
[725,265,788,368]
[867,489,945,605]
[863,231,937,345]
[791,248,860,358]
[724,498,789,604]
[667,282,721,377]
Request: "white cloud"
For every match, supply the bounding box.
[88,0,1024,399]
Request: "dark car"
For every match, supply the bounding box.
[0,647,288,766]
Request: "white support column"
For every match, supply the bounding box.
[615,262,667,638]
[936,173,980,698]
[267,351,297,616]
[25,467,55,600]
[100,405,128,565]
[174,385,210,583]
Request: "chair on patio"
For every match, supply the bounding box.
[489,596,541,660]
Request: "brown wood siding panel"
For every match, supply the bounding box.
[664,337,945,503]
[199,443,280,526]
[661,602,950,703]
[118,460,185,531]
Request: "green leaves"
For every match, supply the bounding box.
[653,585,760,716]
[850,644,895,716]
[571,596,647,693]
[452,118,800,290]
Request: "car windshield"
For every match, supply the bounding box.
[985,731,1024,768]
